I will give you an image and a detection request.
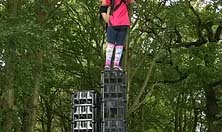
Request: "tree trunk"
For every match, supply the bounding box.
[7,0,17,17]
[2,51,15,132]
[46,102,53,132]
[174,100,179,132]
[178,95,182,132]
[31,51,43,131]
[23,51,43,132]
[192,106,198,132]
[22,0,48,130]
[2,1,18,131]
[6,0,18,111]
[182,105,187,132]
[204,86,220,132]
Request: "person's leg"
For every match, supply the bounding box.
[113,27,128,70]
[113,45,124,68]
[105,43,115,69]
[105,26,117,69]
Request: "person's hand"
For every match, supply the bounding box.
[105,7,110,23]
[101,0,107,6]
[107,7,110,15]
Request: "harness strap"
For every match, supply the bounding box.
[110,0,115,15]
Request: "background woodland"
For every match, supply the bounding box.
[0,0,222,132]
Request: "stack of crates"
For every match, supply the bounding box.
[72,90,100,132]
[101,70,127,132]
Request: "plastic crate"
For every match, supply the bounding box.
[102,100,126,119]
[102,119,126,132]
[101,71,126,85]
[72,91,101,132]
[72,120,99,132]
[72,91,96,105]
[102,84,126,101]
[101,71,127,132]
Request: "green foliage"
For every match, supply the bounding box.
[0,0,222,132]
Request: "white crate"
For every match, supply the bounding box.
[74,106,93,114]
[73,91,94,99]
[74,121,93,129]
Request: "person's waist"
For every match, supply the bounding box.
[110,25,129,28]
[108,25,129,31]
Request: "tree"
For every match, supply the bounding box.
[0,0,221,131]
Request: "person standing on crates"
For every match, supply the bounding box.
[100,0,134,71]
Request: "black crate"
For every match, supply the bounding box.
[102,119,126,132]
[101,71,127,132]
[102,84,126,101]
[101,71,126,85]
[102,100,126,119]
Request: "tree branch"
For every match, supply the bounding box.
[171,39,207,48]
[174,27,182,43]
[208,79,222,87]
[204,21,214,42]
[215,22,222,41]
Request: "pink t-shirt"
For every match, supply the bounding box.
[105,0,130,26]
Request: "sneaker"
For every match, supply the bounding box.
[113,66,123,71]
[104,65,111,71]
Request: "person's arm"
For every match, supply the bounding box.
[101,13,108,23]
[102,0,111,6]
[100,6,110,23]
[102,0,108,6]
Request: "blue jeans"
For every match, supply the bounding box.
[107,26,129,45]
